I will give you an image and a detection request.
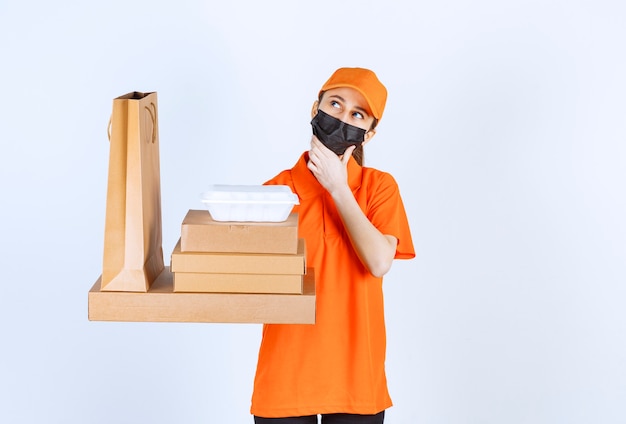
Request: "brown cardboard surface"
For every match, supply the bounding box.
[88,267,316,324]
[170,238,306,274]
[173,271,304,294]
[181,210,299,254]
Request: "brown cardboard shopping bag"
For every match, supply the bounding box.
[101,92,164,292]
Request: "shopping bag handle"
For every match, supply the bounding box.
[107,101,158,144]
[145,102,157,144]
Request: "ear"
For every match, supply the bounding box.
[311,100,319,119]
[362,129,376,146]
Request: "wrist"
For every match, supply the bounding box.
[330,183,353,203]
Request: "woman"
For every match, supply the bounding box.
[251,67,415,424]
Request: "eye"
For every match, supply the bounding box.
[330,100,341,109]
[352,111,364,120]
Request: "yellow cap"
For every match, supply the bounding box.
[319,67,388,120]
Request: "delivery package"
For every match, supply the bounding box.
[89,267,316,324]
[170,238,306,275]
[173,271,304,294]
[180,209,299,254]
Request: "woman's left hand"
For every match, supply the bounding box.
[307,136,396,277]
[307,136,355,195]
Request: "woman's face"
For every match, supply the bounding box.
[314,87,376,134]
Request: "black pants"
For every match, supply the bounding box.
[254,411,385,424]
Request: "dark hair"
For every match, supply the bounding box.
[317,92,378,166]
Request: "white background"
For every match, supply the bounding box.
[1,1,625,423]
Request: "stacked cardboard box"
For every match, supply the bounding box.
[171,209,308,294]
[89,209,315,324]
[88,268,316,323]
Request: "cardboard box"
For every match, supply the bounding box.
[170,238,306,274]
[173,271,305,294]
[180,209,299,254]
[88,267,316,324]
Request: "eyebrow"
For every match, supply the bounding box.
[327,94,370,117]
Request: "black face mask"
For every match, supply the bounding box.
[310,109,367,155]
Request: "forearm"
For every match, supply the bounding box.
[331,186,397,278]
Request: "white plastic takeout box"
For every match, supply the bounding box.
[200,184,299,222]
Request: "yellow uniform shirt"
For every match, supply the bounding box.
[251,152,415,418]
